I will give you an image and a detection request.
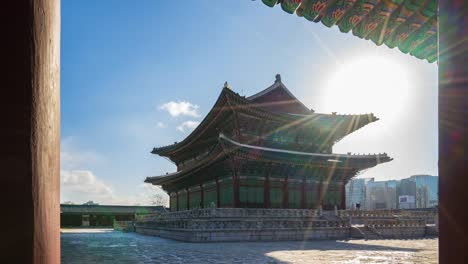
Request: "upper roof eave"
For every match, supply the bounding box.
[151,82,379,158]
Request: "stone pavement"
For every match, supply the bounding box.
[61,229,437,263]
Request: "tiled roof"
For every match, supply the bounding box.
[261,0,437,62]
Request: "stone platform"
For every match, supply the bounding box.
[135,208,437,242]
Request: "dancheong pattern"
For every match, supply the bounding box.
[261,0,437,62]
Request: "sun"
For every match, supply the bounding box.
[320,55,412,122]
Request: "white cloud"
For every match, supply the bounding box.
[60,170,169,206]
[176,120,200,132]
[61,136,104,170]
[156,121,167,128]
[60,136,168,206]
[159,101,200,117]
[61,170,115,203]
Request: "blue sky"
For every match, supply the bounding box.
[60,0,438,205]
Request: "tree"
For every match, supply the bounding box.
[151,193,167,206]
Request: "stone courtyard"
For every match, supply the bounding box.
[61,229,438,263]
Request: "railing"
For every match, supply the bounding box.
[138,218,350,230]
[338,209,437,219]
[365,218,426,228]
[153,208,320,220]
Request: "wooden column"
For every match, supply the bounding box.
[176,192,179,211]
[340,183,346,210]
[317,179,324,208]
[233,171,240,208]
[300,175,306,209]
[186,188,190,210]
[282,175,289,208]
[340,170,347,210]
[1,1,60,263]
[232,158,240,208]
[215,177,220,207]
[439,2,468,263]
[200,184,204,208]
[264,163,271,208]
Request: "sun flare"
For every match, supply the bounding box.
[321,56,412,121]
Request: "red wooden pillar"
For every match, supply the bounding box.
[439,2,468,263]
[176,191,179,211]
[300,175,306,209]
[282,177,289,208]
[340,183,346,210]
[317,179,323,208]
[1,1,60,262]
[340,170,347,210]
[200,184,204,208]
[233,172,240,208]
[232,158,241,208]
[215,177,221,207]
[186,188,190,210]
[264,163,271,208]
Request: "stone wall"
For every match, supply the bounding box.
[136,208,437,242]
[136,208,349,242]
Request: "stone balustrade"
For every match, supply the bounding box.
[135,208,436,242]
[156,208,320,220]
[365,218,426,228]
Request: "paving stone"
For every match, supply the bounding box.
[61,229,438,263]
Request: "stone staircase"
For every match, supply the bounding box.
[350,225,382,240]
[360,226,382,239]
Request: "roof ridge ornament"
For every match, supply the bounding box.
[275,74,281,83]
[223,81,231,89]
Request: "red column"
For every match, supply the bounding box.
[340,183,346,210]
[282,177,289,208]
[233,172,240,208]
[317,179,323,208]
[186,188,190,210]
[264,163,271,208]
[176,192,179,211]
[216,177,220,208]
[300,176,306,209]
[200,184,204,208]
[1,1,60,262]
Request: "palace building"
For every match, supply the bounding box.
[145,75,392,211]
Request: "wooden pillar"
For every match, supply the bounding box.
[340,183,346,210]
[439,2,468,263]
[1,1,60,263]
[282,176,289,208]
[200,184,204,208]
[340,170,347,210]
[186,188,190,210]
[300,175,306,209]
[317,179,323,208]
[176,192,179,211]
[232,158,240,208]
[264,163,271,208]
[215,177,220,207]
[233,171,240,208]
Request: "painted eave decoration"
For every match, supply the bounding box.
[261,0,437,63]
